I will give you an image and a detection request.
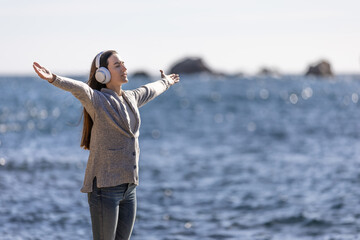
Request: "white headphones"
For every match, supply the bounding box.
[95,51,111,84]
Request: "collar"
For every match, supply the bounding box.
[100,88,125,98]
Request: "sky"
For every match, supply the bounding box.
[1,0,359,75]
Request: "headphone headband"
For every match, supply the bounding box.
[95,51,104,69]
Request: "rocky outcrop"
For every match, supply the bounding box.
[305,60,334,77]
[169,57,214,74]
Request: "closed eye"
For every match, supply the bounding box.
[114,61,124,66]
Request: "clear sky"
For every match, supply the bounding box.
[1,0,359,75]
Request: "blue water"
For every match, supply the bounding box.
[1,74,360,239]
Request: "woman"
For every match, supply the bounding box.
[32,50,180,240]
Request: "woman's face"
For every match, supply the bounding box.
[107,53,128,85]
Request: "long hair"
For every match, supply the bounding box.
[81,50,117,150]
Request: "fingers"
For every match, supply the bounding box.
[33,62,44,74]
[33,63,41,75]
[33,62,41,68]
[33,62,39,71]
[170,74,180,84]
[33,62,45,73]
[171,74,180,79]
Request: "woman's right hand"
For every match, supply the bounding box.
[33,62,56,82]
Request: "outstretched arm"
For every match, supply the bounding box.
[133,70,180,108]
[32,62,97,118]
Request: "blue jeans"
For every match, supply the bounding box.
[87,178,137,240]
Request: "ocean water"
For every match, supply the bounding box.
[1,74,360,240]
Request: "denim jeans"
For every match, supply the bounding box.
[88,178,137,240]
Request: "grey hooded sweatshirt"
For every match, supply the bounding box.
[51,76,171,192]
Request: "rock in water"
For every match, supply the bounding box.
[169,57,213,74]
[305,60,334,77]
[257,67,281,77]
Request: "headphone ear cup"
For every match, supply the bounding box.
[95,67,111,84]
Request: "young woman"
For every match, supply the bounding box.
[33,50,180,240]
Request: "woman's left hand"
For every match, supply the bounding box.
[160,70,180,86]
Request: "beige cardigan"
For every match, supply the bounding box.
[51,76,171,193]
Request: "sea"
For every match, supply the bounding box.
[1,73,360,240]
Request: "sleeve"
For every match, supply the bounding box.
[132,78,172,108]
[51,75,97,118]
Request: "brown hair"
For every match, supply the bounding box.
[81,50,117,150]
